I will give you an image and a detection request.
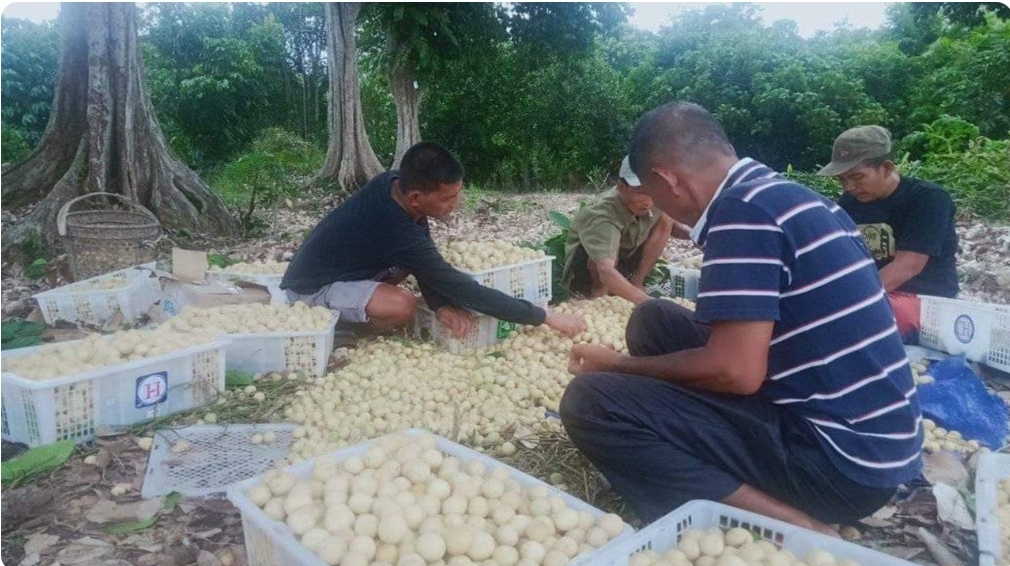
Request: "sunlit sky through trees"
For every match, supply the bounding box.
[2,2,891,39]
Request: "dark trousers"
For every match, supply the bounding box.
[560,299,895,524]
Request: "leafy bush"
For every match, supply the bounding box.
[211,128,323,231]
[1,17,59,146]
[903,135,1010,220]
[1,121,31,164]
[784,165,843,200]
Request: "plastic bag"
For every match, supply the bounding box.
[917,355,1009,449]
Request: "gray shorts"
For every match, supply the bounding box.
[286,280,382,323]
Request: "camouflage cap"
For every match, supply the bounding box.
[816,125,892,176]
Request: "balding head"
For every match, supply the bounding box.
[628,101,736,176]
[626,102,739,227]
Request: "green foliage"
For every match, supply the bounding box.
[2,1,1007,221]
[19,228,47,263]
[358,61,397,166]
[211,128,323,231]
[784,165,843,200]
[103,492,181,534]
[0,17,59,146]
[24,258,49,280]
[1,440,74,488]
[207,253,232,269]
[1,120,31,163]
[905,15,1010,139]
[425,45,632,189]
[1,320,47,350]
[141,4,310,170]
[901,115,981,157]
[225,369,255,387]
[901,123,1010,220]
[911,3,1010,28]
[508,3,630,59]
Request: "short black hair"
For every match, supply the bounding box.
[399,142,464,194]
[628,101,735,175]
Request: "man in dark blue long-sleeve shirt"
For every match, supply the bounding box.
[282,142,586,338]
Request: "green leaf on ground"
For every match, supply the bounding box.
[24,258,48,280]
[207,253,231,268]
[1,440,74,486]
[2,320,47,349]
[103,492,182,534]
[548,211,570,229]
[225,369,255,387]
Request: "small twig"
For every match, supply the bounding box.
[916,527,965,566]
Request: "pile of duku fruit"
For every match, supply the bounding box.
[280,296,694,464]
[245,431,630,565]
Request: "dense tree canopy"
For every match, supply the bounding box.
[2,2,1007,217]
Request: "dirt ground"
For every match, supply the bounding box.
[1,189,1008,566]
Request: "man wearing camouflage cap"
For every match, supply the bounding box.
[818,125,958,340]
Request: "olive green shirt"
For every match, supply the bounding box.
[562,188,661,291]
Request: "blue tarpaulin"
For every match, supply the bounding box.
[917,355,1009,449]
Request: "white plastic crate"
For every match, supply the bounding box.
[0,339,227,447]
[412,302,545,354]
[668,267,700,300]
[222,315,337,378]
[142,423,298,498]
[977,452,1010,566]
[462,256,554,304]
[32,263,161,325]
[226,428,634,566]
[580,500,916,566]
[918,296,1010,373]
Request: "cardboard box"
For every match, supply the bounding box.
[152,248,281,321]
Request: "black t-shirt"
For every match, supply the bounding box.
[280,171,547,326]
[838,176,958,298]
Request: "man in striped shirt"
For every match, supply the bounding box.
[561,101,922,533]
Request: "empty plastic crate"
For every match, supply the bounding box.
[668,267,700,300]
[918,296,1010,372]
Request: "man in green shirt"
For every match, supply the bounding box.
[562,156,679,304]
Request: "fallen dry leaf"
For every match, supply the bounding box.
[21,532,59,556]
[84,498,163,524]
[54,536,113,565]
[932,483,974,530]
[916,527,965,566]
[922,451,969,487]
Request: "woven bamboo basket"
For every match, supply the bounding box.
[57,193,161,281]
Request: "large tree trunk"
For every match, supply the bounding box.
[316,2,383,192]
[1,3,237,249]
[389,60,423,169]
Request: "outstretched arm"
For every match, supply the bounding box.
[595,258,651,304]
[631,213,676,288]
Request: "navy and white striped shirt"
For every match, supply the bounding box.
[693,158,922,487]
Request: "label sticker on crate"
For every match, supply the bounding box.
[954,314,975,344]
[136,372,168,408]
[496,320,517,340]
